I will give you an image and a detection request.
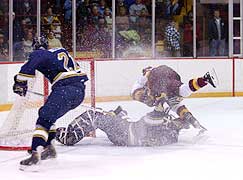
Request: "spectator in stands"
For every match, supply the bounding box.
[123,0,135,9]
[48,30,63,49]
[42,7,60,26]
[165,0,181,17]
[136,15,151,48]
[12,12,22,43]
[164,18,181,57]
[90,5,102,28]
[13,41,25,61]
[77,0,91,26]
[51,18,62,40]
[104,7,112,33]
[116,6,129,31]
[89,0,100,6]
[64,0,72,23]
[21,0,33,15]
[13,18,27,43]
[22,30,33,57]
[99,0,108,16]
[183,14,193,56]
[208,9,226,56]
[78,24,97,52]
[116,6,130,57]
[116,6,141,58]
[55,0,62,10]
[183,10,201,57]
[129,0,149,24]
[0,33,8,61]
[17,0,35,23]
[96,17,112,57]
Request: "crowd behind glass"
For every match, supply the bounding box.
[0,0,231,61]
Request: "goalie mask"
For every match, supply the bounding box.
[32,35,49,50]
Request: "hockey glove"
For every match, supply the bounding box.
[13,75,27,96]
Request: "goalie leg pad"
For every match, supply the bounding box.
[56,126,84,146]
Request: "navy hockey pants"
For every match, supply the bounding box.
[36,82,85,130]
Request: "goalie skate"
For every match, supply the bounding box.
[203,68,219,88]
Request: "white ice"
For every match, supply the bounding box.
[0,97,243,180]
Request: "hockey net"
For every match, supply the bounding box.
[0,58,95,150]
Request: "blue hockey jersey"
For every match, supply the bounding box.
[17,48,88,84]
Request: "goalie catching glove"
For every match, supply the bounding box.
[13,75,28,96]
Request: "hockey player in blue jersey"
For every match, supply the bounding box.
[13,36,88,171]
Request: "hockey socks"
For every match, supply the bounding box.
[189,78,207,92]
[46,125,56,146]
[31,127,48,151]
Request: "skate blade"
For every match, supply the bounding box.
[19,164,41,172]
[192,130,210,144]
[197,128,207,136]
[210,68,219,87]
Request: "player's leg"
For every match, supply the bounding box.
[20,84,85,169]
[55,106,130,146]
[175,105,206,131]
[40,125,57,160]
[166,96,205,130]
[179,69,218,98]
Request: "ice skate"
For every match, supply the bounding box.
[173,118,190,130]
[41,145,57,160]
[203,68,219,88]
[19,147,43,171]
[114,106,128,116]
[113,106,123,115]
[183,112,207,131]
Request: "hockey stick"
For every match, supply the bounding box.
[27,90,46,97]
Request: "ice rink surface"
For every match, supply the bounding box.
[0,97,243,180]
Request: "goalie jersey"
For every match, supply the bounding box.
[17,48,88,84]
